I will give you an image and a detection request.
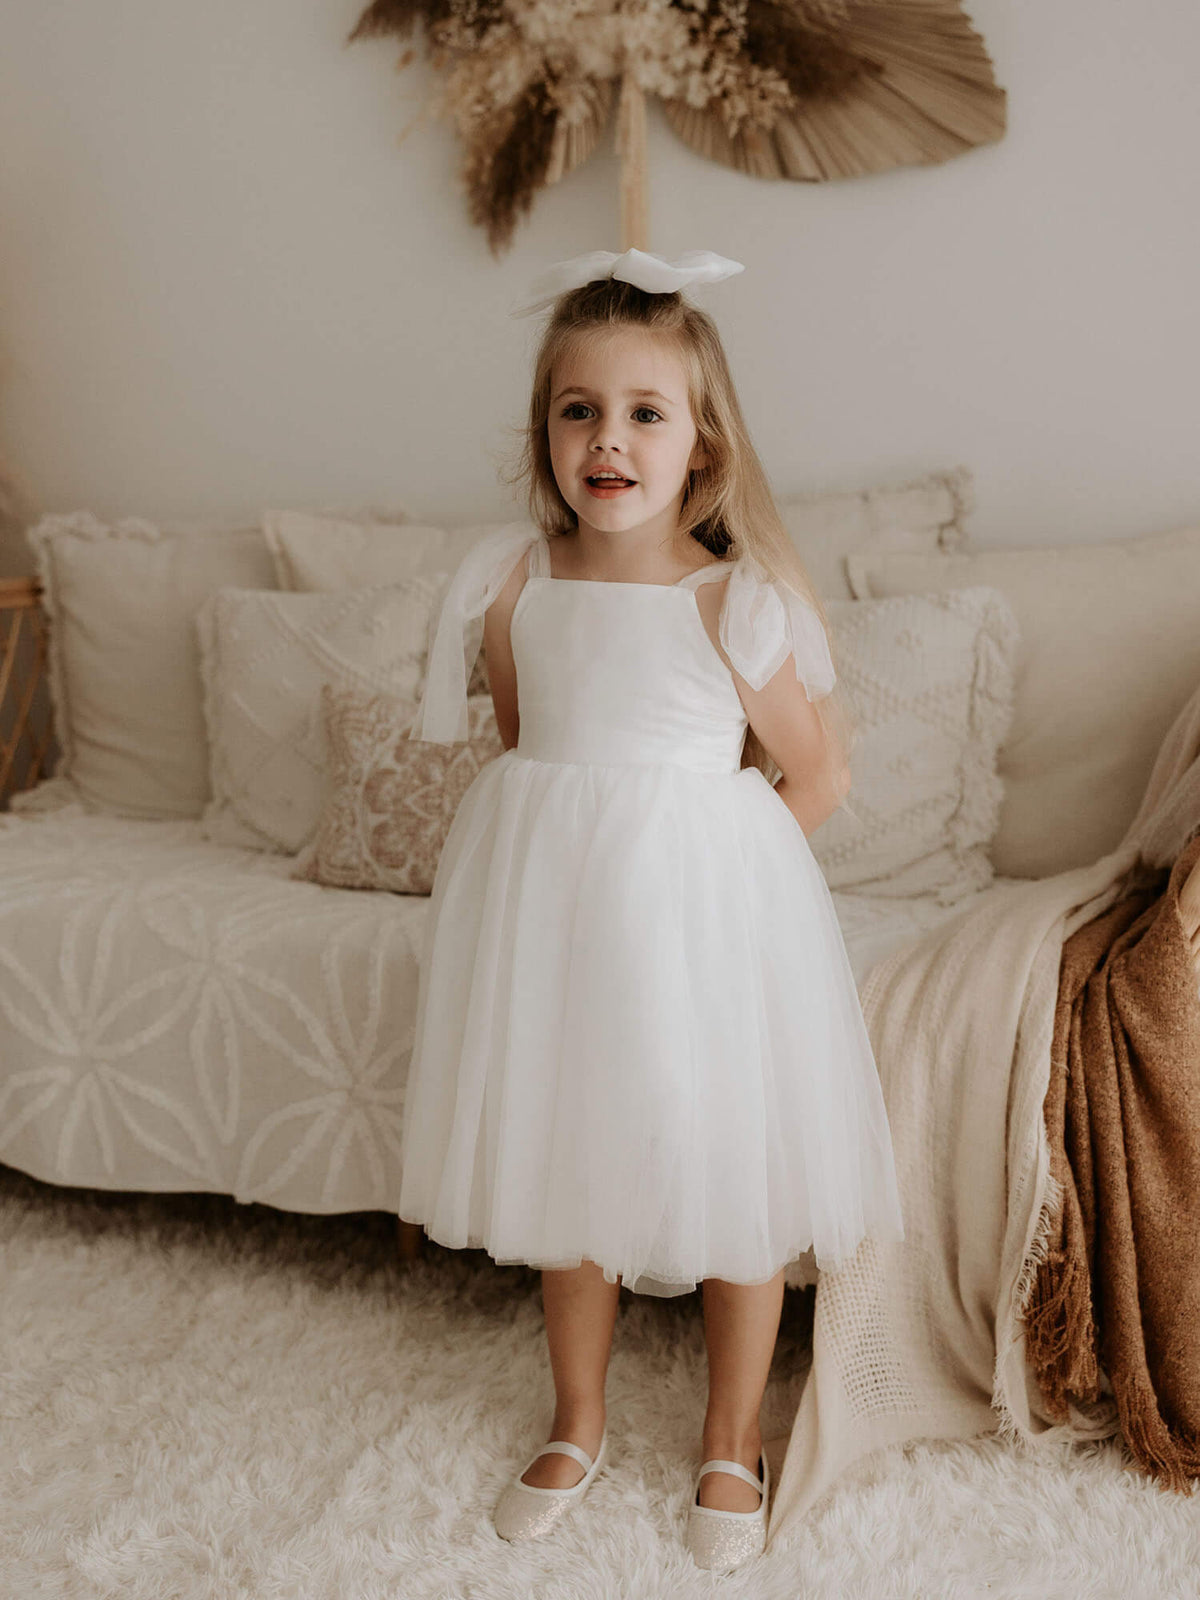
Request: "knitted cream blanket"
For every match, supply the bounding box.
[767,672,1200,1548]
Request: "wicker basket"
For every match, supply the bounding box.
[0,576,53,809]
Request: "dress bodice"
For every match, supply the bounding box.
[409,522,837,754]
[512,532,747,774]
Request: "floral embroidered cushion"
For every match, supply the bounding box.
[293,687,505,894]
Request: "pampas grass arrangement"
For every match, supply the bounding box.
[349,0,1006,254]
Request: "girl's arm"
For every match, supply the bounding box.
[481,551,530,751]
[695,578,849,838]
[746,685,849,838]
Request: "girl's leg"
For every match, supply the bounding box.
[521,1258,621,1489]
[397,1220,424,1260]
[698,1267,785,1511]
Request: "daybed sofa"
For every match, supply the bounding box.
[2,467,1198,1313]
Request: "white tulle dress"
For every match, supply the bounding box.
[397,522,903,1296]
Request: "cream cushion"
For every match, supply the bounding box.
[846,525,1200,878]
[197,579,444,854]
[264,510,503,695]
[264,509,495,592]
[26,512,276,819]
[265,468,974,604]
[778,465,973,598]
[810,587,1020,903]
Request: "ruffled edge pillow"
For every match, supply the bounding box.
[22,512,275,820]
[811,585,1020,903]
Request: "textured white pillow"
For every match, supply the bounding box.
[778,465,973,598]
[846,525,1200,879]
[809,586,1020,903]
[25,512,276,819]
[264,509,500,592]
[197,579,444,853]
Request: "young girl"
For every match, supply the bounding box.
[397,248,903,1573]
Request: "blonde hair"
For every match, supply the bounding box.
[502,278,857,793]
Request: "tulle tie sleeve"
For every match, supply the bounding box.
[718,554,836,699]
[409,522,539,743]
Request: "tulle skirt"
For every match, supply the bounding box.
[398,751,903,1296]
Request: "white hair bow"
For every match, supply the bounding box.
[513,248,745,318]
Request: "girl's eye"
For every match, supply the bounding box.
[558,403,663,423]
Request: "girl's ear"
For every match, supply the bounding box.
[690,439,709,473]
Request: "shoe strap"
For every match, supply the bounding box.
[536,1439,595,1472]
[698,1456,763,1492]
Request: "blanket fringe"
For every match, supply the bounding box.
[1023,1243,1099,1421]
[1120,1404,1200,1497]
[1012,1166,1063,1326]
[994,1164,1063,1446]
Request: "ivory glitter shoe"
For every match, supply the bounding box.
[492,1429,608,1542]
[684,1449,770,1573]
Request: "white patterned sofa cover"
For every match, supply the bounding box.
[0,808,1004,1217]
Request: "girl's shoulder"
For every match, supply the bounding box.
[444,522,543,616]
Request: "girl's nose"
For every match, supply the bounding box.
[591,432,626,455]
[590,419,626,452]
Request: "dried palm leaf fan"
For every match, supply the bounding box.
[661,1,1008,184]
[348,0,1005,255]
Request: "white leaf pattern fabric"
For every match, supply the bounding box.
[0,811,1001,1220]
[0,814,424,1211]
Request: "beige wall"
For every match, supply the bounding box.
[0,0,1197,575]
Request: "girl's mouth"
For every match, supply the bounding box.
[585,474,637,498]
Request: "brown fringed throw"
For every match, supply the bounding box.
[1025,829,1200,1491]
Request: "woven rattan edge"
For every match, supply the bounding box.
[0,576,52,804]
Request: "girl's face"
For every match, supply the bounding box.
[547,328,707,547]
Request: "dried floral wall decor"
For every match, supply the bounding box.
[348,0,1006,255]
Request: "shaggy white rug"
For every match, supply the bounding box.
[2,1164,1197,1600]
